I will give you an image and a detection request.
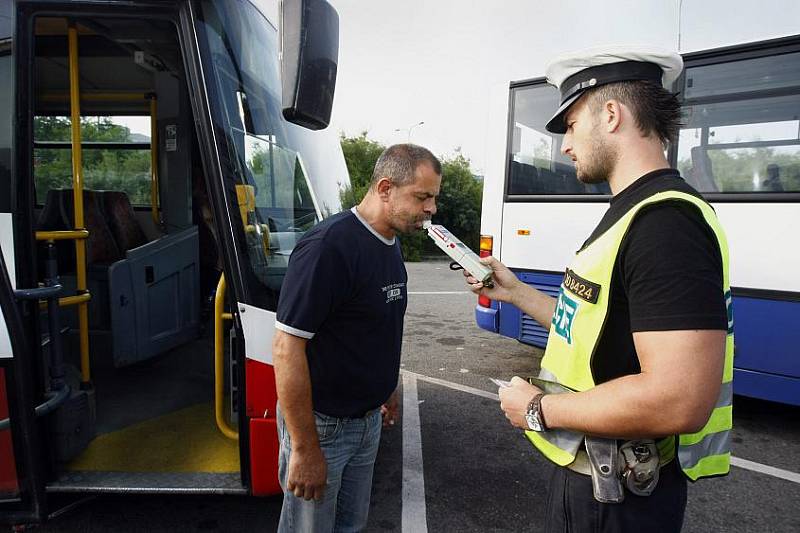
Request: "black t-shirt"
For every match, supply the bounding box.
[580,169,728,384]
[276,208,408,417]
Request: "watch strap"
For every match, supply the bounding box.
[527,393,548,431]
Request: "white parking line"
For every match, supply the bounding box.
[402,370,800,485]
[730,456,800,484]
[402,374,428,533]
[407,291,471,295]
[403,370,499,401]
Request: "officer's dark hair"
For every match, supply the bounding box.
[371,143,442,189]
[588,80,682,147]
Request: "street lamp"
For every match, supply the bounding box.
[395,121,424,143]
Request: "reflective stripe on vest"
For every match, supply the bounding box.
[528,190,734,481]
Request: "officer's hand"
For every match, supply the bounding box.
[463,256,522,304]
[286,444,327,501]
[499,376,542,429]
[381,388,400,428]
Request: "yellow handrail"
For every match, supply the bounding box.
[68,24,91,385]
[35,230,89,241]
[215,274,238,440]
[38,293,91,311]
[41,91,151,102]
[36,230,92,309]
[149,96,160,226]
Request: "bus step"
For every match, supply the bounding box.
[46,471,247,495]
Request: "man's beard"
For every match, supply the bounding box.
[389,208,425,235]
[576,130,618,184]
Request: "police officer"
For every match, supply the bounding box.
[466,46,733,532]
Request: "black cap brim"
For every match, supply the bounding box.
[544,90,584,134]
[545,60,666,134]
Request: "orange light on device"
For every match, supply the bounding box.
[479,235,493,258]
[517,229,531,236]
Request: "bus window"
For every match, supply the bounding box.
[242,136,319,291]
[506,83,609,196]
[678,56,800,194]
[684,51,800,99]
[33,116,154,205]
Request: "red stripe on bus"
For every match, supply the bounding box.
[0,368,20,495]
[245,359,281,495]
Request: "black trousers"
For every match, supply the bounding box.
[544,459,687,533]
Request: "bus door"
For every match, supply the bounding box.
[185,0,340,495]
[0,1,50,523]
[0,232,52,526]
[0,247,50,525]
[6,0,242,510]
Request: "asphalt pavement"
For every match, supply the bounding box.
[31,260,800,532]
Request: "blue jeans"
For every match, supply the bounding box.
[277,404,382,533]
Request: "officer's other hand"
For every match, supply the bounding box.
[463,256,521,304]
[287,445,327,501]
[381,388,400,428]
[499,376,541,429]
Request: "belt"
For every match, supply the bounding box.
[566,436,676,476]
[347,407,380,419]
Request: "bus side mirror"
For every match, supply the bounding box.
[280,0,339,130]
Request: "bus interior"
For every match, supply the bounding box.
[30,14,242,493]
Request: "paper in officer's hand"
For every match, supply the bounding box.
[491,378,512,388]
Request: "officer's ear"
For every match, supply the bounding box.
[603,99,623,134]
[376,176,393,201]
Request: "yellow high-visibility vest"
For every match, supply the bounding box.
[528,190,734,481]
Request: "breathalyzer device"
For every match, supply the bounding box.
[424,222,494,288]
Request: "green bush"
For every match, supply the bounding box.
[339,133,482,261]
[33,116,151,204]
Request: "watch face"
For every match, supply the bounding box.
[526,412,543,432]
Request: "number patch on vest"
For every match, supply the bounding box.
[563,268,600,304]
[552,288,578,344]
[725,290,734,334]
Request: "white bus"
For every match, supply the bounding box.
[476,2,800,407]
[0,0,347,525]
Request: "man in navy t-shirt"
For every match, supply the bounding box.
[273,144,442,532]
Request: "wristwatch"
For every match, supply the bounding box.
[525,393,548,432]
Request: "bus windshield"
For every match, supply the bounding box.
[195,0,341,293]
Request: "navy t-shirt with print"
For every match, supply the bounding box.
[276,208,408,418]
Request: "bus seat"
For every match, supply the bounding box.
[538,168,563,193]
[688,147,719,192]
[762,163,784,192]
[100,191,149,252]
[38,189,123,270]
[509,161,541,194]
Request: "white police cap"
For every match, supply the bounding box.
[544,45,683,134]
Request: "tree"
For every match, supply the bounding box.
[339,133,484,261]
[339,131,385,209]
[436,154,483,250]
[33,116,152,204]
